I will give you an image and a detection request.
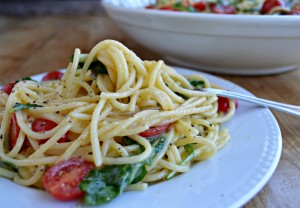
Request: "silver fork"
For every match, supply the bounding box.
[201,88,300,118]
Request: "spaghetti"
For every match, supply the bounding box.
[0,39,236,205]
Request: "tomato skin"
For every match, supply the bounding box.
[209,3,237,14]
[32,118,69,144]
[9,113,20,148]
[139,123,172,138]
[146,5,154,9]
[217,96,238,113]
[146,5,176,11]
[159,6,177,11]
[41,71,64,81]
[43,158,94,201]
[261,0,285,14]
[193,2,206,11]
[1,82,16,95]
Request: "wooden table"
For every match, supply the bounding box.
[0,14,299,207]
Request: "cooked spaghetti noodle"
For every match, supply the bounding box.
[0,39,235,204]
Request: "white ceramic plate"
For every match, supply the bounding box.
[103,0,300,75]
[1,67,282,208]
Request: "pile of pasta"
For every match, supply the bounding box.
[0,40,235,204]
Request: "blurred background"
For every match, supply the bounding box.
[0,0,104,16]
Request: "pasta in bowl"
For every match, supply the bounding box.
[0,40,236,205]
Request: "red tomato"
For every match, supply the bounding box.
[193,2,206,11]
[41,71,64,81]
[217,96,238,113]
[1,82,16,95]
[209,3,236,14]
[146,5,154,9]
[43,158,94,201]
[32,118,69,144]
[159,6,177,11]
[139,123,172,138]
[261,0,285,14]
[9,113,20,148]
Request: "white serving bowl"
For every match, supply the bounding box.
[102,0,300,75]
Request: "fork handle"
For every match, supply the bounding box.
[203,88,300,118]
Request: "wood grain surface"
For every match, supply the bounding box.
[0,14,299,208]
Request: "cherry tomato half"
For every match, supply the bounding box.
[159,6,177,11]
[217,96,238,113]
[9,113,21,148]
[209,3,237,14]
[43,158,94,201]
[261,0,285,14]
[146,5,154,9]
[1,82,16,95]
[32,118,69,144]
[193,2,206,11]
[41,71,64,81]
[139,123,172,138]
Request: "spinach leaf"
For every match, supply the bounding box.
[89,61,108,77]
[122,136,137,146]
[189,80,205,89]
[166,144,195,180]
[0,160,18,172]
[9,102,43,113]
[79,163,144,206]
[69,55,108,76]
[80,135,167,206]
[131,165,147,184]
[145,135,166,166]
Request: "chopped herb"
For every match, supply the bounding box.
[10,103,43,113]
